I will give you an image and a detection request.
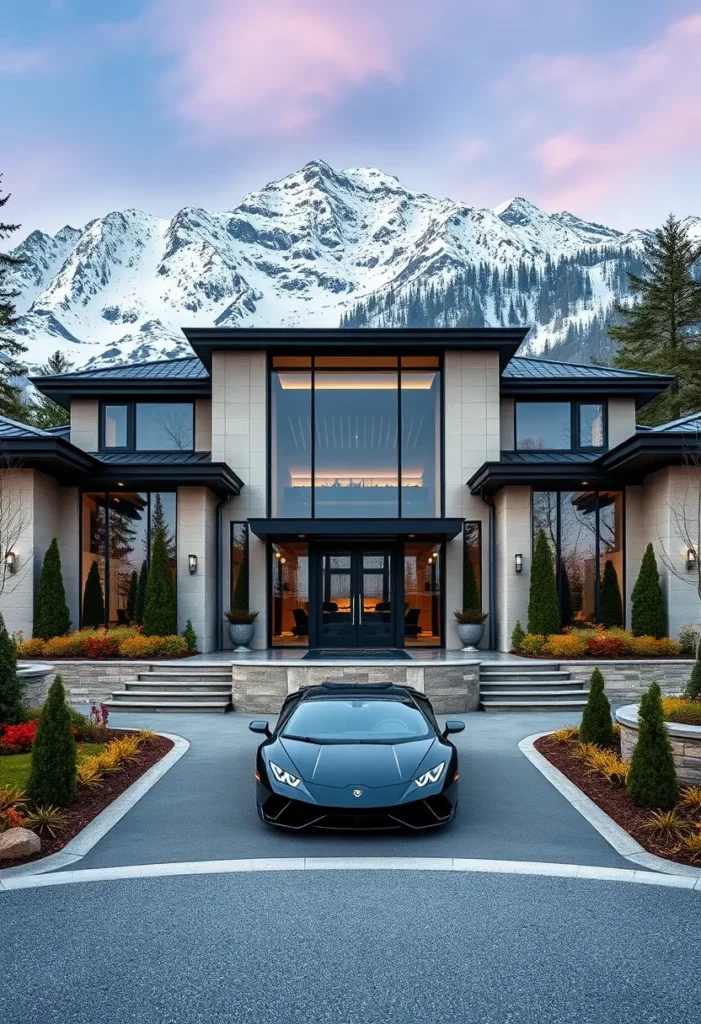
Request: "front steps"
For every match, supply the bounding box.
[105,666,233,714]
[479,664,589,712]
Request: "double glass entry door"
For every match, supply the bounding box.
[316,547,396,648]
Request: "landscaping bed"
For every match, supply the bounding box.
[535,731,701,868]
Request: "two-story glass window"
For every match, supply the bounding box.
[515,402,606,451]
[101,403,194,451]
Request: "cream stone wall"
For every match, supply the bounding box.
[211,350,267,648]
[195,398,212,451]
[495,486,531,651]
[444,351,500,649]
[177,486,218,652]
[69,399,99,451]
[607,398,637,447]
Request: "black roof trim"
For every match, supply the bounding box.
[0,436,98,481]
[30,368,211,410]
[501,375,675,407]
[247,517,464,541]
[467,459,610,496]
[91,459,243,498]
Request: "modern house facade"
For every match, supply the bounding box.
[1,326,699,654]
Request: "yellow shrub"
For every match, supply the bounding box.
[656,637,681,657]
[577,743,628,784]
[520,633,546,656]
[550,725,579,744]
[18,638,46,658]
[677,829,701,862]
[136,729,159,745]
[661,697,701,726]
[629,635,681,657]
[679,786,701,813]
[605,627,635,653]
[76,757,105,788]
[544,634,587,658]
[44,634,86,658]
[106,626,142,644]
[118,634,188,658]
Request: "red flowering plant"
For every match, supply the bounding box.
[83,636,119,659]
[0,806,26,832]
[588,634,626,658]
[0,720,38,753]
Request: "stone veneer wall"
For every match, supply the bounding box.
[618,711,701,785]
[232,663,481,715]
[562,660,694,701]
[21,661,160,706]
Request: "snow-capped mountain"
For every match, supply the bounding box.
[7,160,699,373]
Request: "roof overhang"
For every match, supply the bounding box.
[247,517,464,541]
[467,459,611,497]
[501,375,676,408]
[29,375,211,410]
[599,431,698,480]
[0,436,98,482]
[183,327,529,372]
[89,460,243,498]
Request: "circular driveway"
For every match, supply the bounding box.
[2,870,699,1024]
[53,709,629,870]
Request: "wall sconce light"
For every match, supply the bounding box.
[188,554,198,575]
[687,548,697,572]
[514,553,523,574]
[5,551,17,575]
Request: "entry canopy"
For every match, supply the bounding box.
[247,518,464,541]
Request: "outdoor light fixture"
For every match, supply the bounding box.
[687,548,697,572]
[514,553,523,574]
[5,551,17,575]
[188,554,198,575]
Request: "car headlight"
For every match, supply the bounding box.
[269,761,301,788]
[414,762,446,788]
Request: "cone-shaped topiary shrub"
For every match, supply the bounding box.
[232,550,249,612]
[82,560,105,628]
[685,661,701,699]
[126,569,138,623]
[578,667,613,747]
[143,527,177,636]
[599,560,623,629]
[27,674,77,806]
[510,620,526,651]
[134,559,147,626]
[463,551,480,613]
[34,538,71,640]
[528,530,560,636]
[0,611,24,725]
[631,543,666,638]
[183,619,197,653]
[626,681,678,809]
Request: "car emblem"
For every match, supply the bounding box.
[353,789,363,798]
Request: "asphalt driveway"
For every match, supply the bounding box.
[62,709,629,871]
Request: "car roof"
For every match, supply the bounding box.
[299,682,423,702]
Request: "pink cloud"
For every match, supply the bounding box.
[145,0,436,139]
[504,14,701,211]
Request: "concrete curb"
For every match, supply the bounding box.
[0,731,189,880]
[1,855,700,892]
[519,732,701,879]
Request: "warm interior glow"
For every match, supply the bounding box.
[290,474,424,487]
[278,372,435,390]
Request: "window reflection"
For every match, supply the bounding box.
[136,403,193,451]
[109,492,148,626]
[516,403,571,450]
[402,372,440,517]
[104,406,127,448]
[403,542,442,646]
[271,371,311,517]
[271,542,309,646]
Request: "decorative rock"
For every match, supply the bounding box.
[0,826,41,860]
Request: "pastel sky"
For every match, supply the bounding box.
[3,0,701,239]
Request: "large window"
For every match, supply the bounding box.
[81,491,176,627]
[532,490,623,625]
[270,355,441,518]
[100,402,194,452]
[403,542,442,646]
[270,541,309,646]
[516,402,606,451]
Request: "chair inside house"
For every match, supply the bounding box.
[292,608,309,637]
[404,608,422,638]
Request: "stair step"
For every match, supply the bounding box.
[480,668,570,680]
[137,670,231,681]
[480,681,585,693]
[112,689,232,700]
[125,681,231,693]
[104,699,231,714]
[478,688,587,698]
[480,698,588,713]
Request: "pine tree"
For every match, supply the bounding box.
[599,560,623,628]
[34,538,71,640]
[82,560,105,628]
[626,682,678,809]
[151,492,175,558]
[631,543,666,638]
[0,611,24,724]
[126,569,138,623]
[27,674,77,807]
[232,551,249,612]
[183,619,197,653]
[143,526,177,635]
[579,668,613,746]
[685,661,701,699]
[612,214,701,423]
[0,175,29,419]
[463,551,480,613]
[134,559,147,626]
[33,351,73,429]
[528,530,560,635]
[510,620,525,651]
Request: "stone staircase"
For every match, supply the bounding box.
[105,666,233,714]
[479,663,589,712]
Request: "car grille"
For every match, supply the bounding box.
[261,793,453,831]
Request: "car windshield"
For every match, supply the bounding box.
[282,698,431,743]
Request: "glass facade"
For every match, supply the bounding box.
[270,356,441,518]
[403,542,441,646]
[516,402,607,451]
[101,403,194,451]
[104,405,128,448]
[532,490,623,625]
[231,522,250,612]
[81,491,176,627]
[579,404,605,448]
[271,541,309,646]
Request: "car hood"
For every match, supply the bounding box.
[276,736,439,788]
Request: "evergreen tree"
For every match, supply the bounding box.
[0,175,29,419]
[151,492,175,558]
[0,611,24,724]
[134,559,147,626]
[631,543,666,638]
[626,682,678,809]
[34,538,71,640]
[528,530,560,635]
[612,214,701,423]
[510,620,525,651]
[33,351,73,428]
[232,551,249,612]
[685,661,701,699]
[142,526,177,635]
[599,560,623,628]
[183,619,197,653]
[579,668,613,746]
[82,560,105,628]
[126,569,138,623]
[27,675,77,807]
[463,550,480,612]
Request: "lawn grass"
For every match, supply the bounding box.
[0,743,106,792]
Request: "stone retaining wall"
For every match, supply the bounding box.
[20,661,159,707]
[562,660,694,701]
[617,705,701,785]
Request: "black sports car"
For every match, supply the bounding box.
[249,682,464,831]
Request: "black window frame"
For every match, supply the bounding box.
[514,400,608,453]
[99,400,195,453]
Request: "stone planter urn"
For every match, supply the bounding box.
[456,622,484,652]
[228,622,255,652]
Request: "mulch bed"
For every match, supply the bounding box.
[535,734,701,868]
[0,731,173,870]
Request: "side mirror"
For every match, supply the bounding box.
[249,720,272,737]
[443,720,465,737]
